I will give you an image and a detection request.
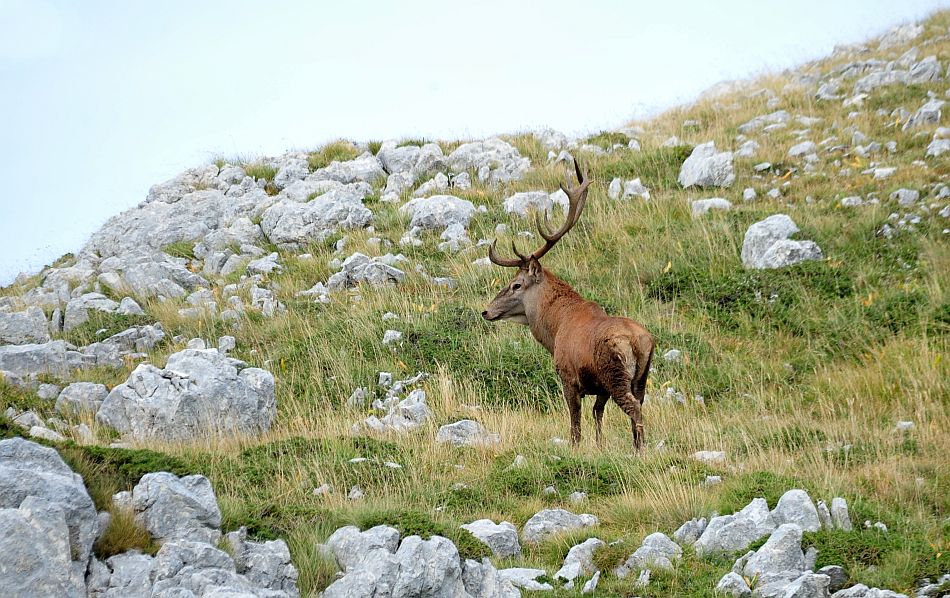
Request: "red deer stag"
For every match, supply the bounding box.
[481,159,654,450]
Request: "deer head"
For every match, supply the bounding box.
[482,159,591,323]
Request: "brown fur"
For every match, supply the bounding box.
[484,260,654,450]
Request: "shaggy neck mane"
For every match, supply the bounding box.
[527,269,590,354]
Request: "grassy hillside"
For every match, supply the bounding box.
[3,11,949,597]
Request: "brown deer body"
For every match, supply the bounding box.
[482,160,654,450]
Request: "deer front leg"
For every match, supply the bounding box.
[563,385,582,446]
[593,394,609,447]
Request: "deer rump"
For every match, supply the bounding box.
[555,315,652,399]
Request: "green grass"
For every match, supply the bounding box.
[59,311,154,348]
[583,130,630,149]
[162,240,197,259]
[308,140,360,171]
[243,162,278,182]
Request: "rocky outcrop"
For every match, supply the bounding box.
[0,438,98,596]
[321,527,518,598]
[96,348,276,441]
[400,195,476,230]
[0,306,50,345]
[122,472,222,545]
[447,138,531,184]
[260,183,374,247]
[436,420,500,447]
[694,497,776,556]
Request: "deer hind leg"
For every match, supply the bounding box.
[629,347,653,446]
[593,394,609,447]
[611,391,643,451]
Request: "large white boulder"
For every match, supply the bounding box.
[0,438,98,581]
[678,141,735,188]
[521,508,598,544]
[0,496,86,597]
[96,348,276,441]
[0,306,50,345]
[127,472,222,545]
[741,214,823,270]
[400,195,476,230]
[694,498,776,556]
[460,519,521,558]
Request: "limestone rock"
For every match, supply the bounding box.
[678,141,735,188]
[692,198,733,216]
[521,508,598,544]
[717,571,753,597]
[447,138,531,184]
[129,472,222,545]
[261,183,373,247]
[96,348,276,441]
[436,420,500,447]
[225,526,300,595]
[0,496,86,597]
[615,532,682,578]
[400,195,476,230]
[0,438,98,570]
[0,306,50,345]
[460,519,521,558]
[741,214,823,270]
[694,498,776,556]
[771,489,821,532]
[554,537,604,583]
[55,382,109,416]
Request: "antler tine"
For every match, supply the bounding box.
[488,239,523,268]
[535,210,554,241]
[531,158,591,260]
[511,241,528,262]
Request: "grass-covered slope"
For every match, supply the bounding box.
[3,12,950,597]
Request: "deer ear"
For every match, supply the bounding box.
[527,257,543,280]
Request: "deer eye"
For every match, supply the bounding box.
[512,283,522,290]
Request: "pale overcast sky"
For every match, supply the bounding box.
[1,0,948,284]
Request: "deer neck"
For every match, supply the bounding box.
[524,270,582,355]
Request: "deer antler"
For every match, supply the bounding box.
[531,158,590,260]
[487,158,591,268]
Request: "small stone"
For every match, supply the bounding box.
[817,500,833,530]
[568,491,588,504]
[692,450,726,466]
[36,384,62,401]
[29,425,66,442]
[704,475,722,486]
[382,330,402,346]
[347,486,364,500]
[817,565,847,592]
[662,349,682,362]
[716,571,752,597]
[831,497,852,531]
[582,570,600,594]
[313,484,333,496]
[894,420,914,432]
[217,335,236,354]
